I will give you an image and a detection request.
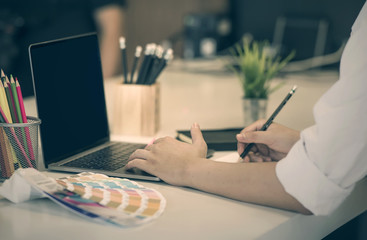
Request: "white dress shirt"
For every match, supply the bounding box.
[276,2,367,215]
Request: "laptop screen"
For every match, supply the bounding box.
[29,33,110,167]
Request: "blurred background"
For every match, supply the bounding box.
[1,0,365,97]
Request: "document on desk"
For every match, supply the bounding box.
[213,152,241,163]
[0,168,166,227]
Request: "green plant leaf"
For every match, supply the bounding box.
[227,40,295,98]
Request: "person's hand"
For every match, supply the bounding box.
[236,119,300,162]
[126,123,208,186]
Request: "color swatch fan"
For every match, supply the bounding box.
[56,172,166,226]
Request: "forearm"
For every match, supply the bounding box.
[185,159,311,214]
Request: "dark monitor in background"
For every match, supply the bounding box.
[272,16,329,61]
[229,0,365,61]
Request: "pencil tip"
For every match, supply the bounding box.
[155,46,164,58]
[291,85,298,93]
[164,48,174,61]
[119,36,126,49]
[135,45,142,56]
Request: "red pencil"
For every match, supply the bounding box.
[0,104,33,168]
[16,78,35,161]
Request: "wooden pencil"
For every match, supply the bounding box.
[119,37,128,84]
[130,46,142,83]
[0,80,12,122]
[0,105,33,168]
[0,128,12,178]
[16,78,35,163]
[3,79,18,123]
[10,75,22,123]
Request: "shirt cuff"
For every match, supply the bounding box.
[276,140,354,215]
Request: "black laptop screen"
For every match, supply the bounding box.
[29,33,110,167]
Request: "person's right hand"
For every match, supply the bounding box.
[236,119,300,162]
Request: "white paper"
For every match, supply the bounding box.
[213,152,241,163]
[0,168,60,203]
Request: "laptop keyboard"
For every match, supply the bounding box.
[62,142,146,171]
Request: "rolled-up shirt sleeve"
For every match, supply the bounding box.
[276,1,367,216]
[276,135,356,215]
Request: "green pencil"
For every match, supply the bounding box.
[3,80,17,123]
[10,75,22,123]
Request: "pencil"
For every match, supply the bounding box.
[4,76,19,122]
[0,70,15,176]
[2,80,21,169]
[2,76,21,169]
[119,37,128,84]
[130,45,142,84]
[0,127,13,178]
[240,86,298,159]
[0,80,12,122]
[3,81,16,123]
[16,78,35,163]
[136,44,156,84]
[149,48,173,84]
[10,75,22,123]
[0,103,33,168]
[145,45,164,85]
[2,131,15,174]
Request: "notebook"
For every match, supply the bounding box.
[176,127,243,151]
[29,32,159,181]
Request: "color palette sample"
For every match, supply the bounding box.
[56,172,166,226]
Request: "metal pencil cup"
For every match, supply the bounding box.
[0,117,41,179]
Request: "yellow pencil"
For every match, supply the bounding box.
[0,81,12,123]
[0,129,12,177]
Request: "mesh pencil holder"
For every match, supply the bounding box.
[0,116,41,179]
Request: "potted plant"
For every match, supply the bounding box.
[227,39,295,125]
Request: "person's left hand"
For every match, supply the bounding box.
[126,123,207,186]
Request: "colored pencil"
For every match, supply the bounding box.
[1,74,21,170]
[3,132,15,174]
[10,75,22,123]
[0,104,33,168]
[0,102,16,175]
[4,76,19,122]
[1,80,21,169]
[0,128,12,178]
[0,80,12,122]
[16,78,35,162]
[13,79,29,160]
[3,81,17,123]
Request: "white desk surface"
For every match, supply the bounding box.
[1,60,366,240]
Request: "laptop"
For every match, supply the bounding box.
[29,32,160,181]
